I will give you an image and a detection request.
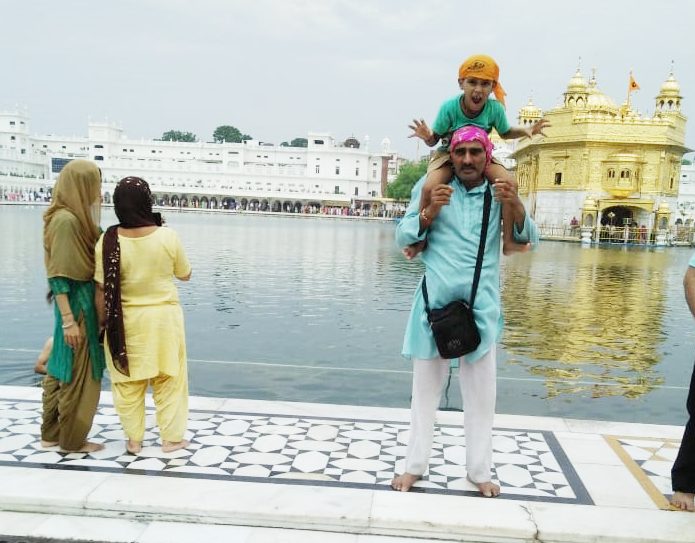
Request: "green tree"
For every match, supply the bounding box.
[213,125,252,143]
[161,130,197,142]
[683,158,692,165]
[280,138,308,147]
[386,159,428,200]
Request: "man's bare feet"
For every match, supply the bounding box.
[162,439,189,453]
[468,476,500,497]
[126,439,142,454]
[61,441,105,453]
[671,491,695,512]
[502,241,531,256]
[391,472,421,492]
[402,240,426,260]
[41,440,58,448]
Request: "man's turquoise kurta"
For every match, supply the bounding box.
[396,175,539,363]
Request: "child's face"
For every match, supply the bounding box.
[459,77,495,114]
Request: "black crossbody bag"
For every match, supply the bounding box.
[422,184,491,359]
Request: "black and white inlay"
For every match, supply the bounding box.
[0,400,591,504]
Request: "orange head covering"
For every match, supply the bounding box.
[458,54,506,107]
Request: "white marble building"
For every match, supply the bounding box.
[0,108,404,211]
[677,159,695,226]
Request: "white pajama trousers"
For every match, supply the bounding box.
[405,345,496,483]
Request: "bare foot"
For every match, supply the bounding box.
[402,240,426,260]
[61,441,105,453]
[671,491,695,512]
[502,241,531,256]
[162,439,189,453]
[391,473,421,492]
[41,440,58,448]
[468,476,500,497]
[126,439,142,454]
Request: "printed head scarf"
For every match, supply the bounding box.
[43,159,102,281]
[102,177,163,376]
[458,54,507,107]
[449,126,495,167]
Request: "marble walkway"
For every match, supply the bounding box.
[0,384,694,542]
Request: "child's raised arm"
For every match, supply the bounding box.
[408,118,441,147]
[500,118,550,140]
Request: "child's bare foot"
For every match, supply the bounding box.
[62,441,105,453]
[126,439,142,454]
[468,476,500,497]
[671,491,695,511]
[41,440,58,448]
[391,472,421,492]
[502,241,531,256]
[402,240,426,260]
[162,439,189,453]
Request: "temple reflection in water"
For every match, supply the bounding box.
[501,244,672,399]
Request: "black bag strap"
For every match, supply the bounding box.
[422,183,492,316]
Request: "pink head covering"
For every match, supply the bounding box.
[449,126,494,167]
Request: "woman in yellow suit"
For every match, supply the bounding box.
[95,177,191,454]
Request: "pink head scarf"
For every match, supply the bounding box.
[449,126,494,167]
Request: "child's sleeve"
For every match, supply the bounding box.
[492,101,511,136]
[431,98,453,137]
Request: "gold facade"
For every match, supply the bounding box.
[512,67,689,228]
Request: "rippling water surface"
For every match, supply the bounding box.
[1,205,693,424]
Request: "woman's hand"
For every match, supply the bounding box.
[63,321,83,349]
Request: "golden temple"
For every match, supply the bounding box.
[512,65,689,232]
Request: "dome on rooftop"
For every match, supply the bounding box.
[344,136,360,148]
[586,86,618,113]
[659,72,681,95]
[566,69,588,92]
[519,97,542,117]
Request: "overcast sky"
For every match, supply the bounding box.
[3,0,693,159]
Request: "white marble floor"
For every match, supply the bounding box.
[0,397,591,504]
[0,386,693,543]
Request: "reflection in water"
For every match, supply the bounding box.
[502,244,671,399]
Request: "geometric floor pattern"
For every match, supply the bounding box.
[605,435,681,510]
[0,399,592,504]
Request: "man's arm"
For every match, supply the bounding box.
[493,177,539,246]
[684,266,695,319]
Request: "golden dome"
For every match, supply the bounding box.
[566,68,588,92]
[586,86,618,113]
[519,97,542,117]
[659,72,681,95]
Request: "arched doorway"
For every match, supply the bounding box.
[200,196,209,209]
[601,206,633,227]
